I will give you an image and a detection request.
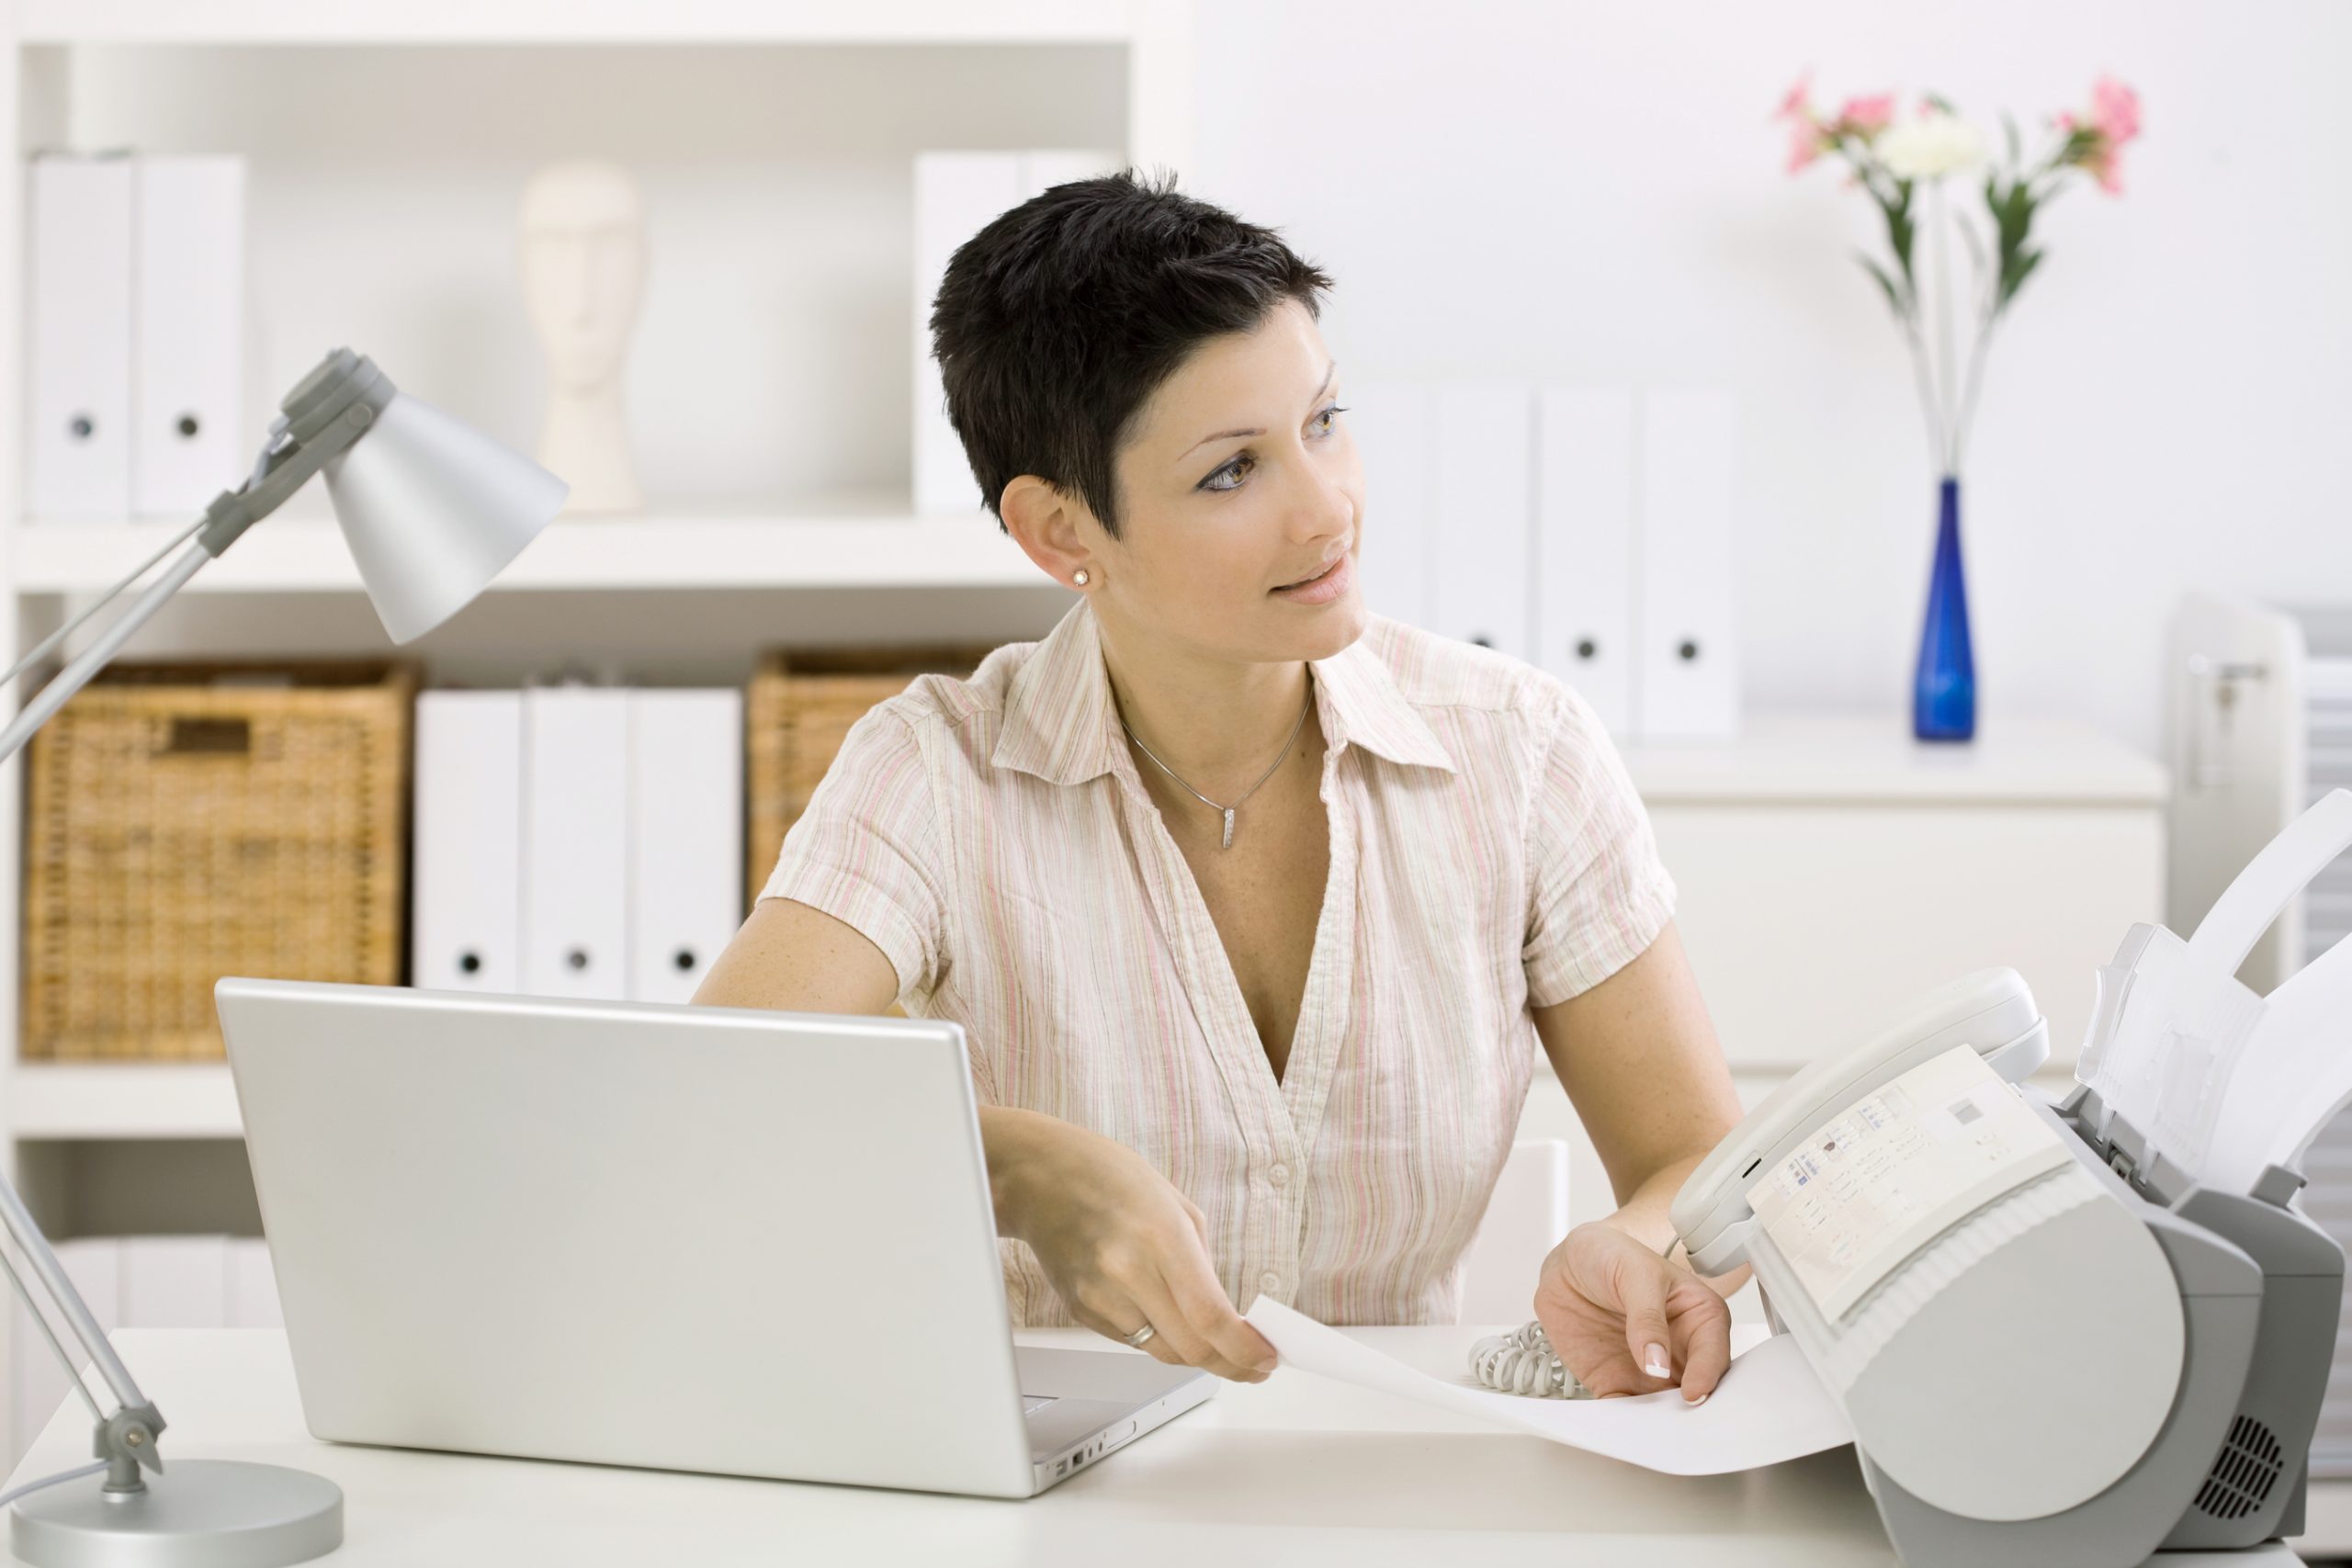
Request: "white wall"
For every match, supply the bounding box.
[1188,0,2352,755]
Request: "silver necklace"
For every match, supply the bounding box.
[1119,688,1312,850]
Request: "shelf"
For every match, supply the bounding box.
[7,1063,243,1140]
[13,1,1137,47]
[6,502,1045,594]
[1622,713,2170,807]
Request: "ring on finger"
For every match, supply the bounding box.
[1124,1323,1157,1349]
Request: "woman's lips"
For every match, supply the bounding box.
[1272,550,1354,605]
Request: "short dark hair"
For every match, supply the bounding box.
[929,169,1333,537]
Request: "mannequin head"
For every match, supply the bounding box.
[517,160,647,395]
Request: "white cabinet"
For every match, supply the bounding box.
[1520,711,2167,1239]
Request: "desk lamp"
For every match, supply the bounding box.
[0,347,567,1566]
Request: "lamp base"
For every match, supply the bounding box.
[11,1460,342,1568]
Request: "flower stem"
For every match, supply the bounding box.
[1900,309,1945,471]
[1952,298,1997,472]
[1930,180,1959,472]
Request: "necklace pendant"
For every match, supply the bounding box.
[1220,807,1236,850]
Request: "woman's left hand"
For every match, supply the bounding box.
[1532,1222,1731,1403]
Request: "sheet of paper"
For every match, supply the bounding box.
[1243,1300,1852,1476]
[2204,918,2352,1192]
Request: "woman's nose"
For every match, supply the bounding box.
[1291,463,1354,543]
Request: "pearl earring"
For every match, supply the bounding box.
[1072,569,1091,587]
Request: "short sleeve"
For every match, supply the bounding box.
[760,705,947,1002]
[1521,686,1679,1009]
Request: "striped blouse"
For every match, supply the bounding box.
[761,601,1678,1325]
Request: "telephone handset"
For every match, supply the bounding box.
[1672,967,2049,1280]
[1471,968,2052,1399]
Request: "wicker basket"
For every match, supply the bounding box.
[22,661,417,1061]
[745,645,994,907]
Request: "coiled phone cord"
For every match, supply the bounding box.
[1468,1320,1595,1399]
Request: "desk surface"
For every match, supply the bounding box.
[6,1328,2301,1568]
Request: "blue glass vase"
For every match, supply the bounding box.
[1912,475,1976,741]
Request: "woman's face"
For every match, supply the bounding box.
[1092,299,1367,666]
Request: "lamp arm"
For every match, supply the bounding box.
[0,540,223,1487]
[0,387,368,761]
[0,542,214,772]
[0,389,375,1495]
[1,517,207,693]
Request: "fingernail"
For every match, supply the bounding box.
[1687,1393,1711,1408]
[1643,1343,1671,1379]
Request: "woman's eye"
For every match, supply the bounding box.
[1201,454,1254,492]
[1199,405,1348,493]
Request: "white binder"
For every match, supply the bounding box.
[912,152,1024,515]
[1430,380,1533,660]
[522,688,631,999]
[131,155,246,518]
[1347,380,1437,628]
[413,691,525,994]
[627,690,744,1004]
[28,154,134,520]
[1533,386,1636,736]
[1637,389,1739,739]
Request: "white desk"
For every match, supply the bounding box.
[3,1328,2302,1567]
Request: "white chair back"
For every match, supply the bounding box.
[1457,1138,1570,1325]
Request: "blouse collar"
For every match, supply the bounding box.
[991,601,1456,787]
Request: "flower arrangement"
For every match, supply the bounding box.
[1774,73,2142,742]
[1776,74,2142,475]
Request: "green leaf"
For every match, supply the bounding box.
[2003,111,2021,168]
[1997,246,2044,311]
[1887,178,1917,289]
[1990,177,2034,257]
[1858,254,1910,319]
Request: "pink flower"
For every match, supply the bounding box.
[2056,78,2141,195]
[2084,146,2126,195]
[1836,94,1895,134]
[1787,118,1826,173]
[2090,75,2142,144]
[1774,71,1814,123]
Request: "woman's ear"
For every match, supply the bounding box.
[1001,475,1101,592]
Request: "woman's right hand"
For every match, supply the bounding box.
[985,1107,1278,1383]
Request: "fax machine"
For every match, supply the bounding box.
[1671,790,2352,1567]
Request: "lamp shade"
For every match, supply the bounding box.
[322,389,569,645]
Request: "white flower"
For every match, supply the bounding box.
[1877,113,1987,180]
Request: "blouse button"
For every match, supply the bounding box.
[1259,1270,1283,1296]
[1265,1163,1290,1189]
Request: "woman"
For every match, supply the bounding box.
[697,172,1751,1402]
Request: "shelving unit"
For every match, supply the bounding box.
[7,1065,242,1141]
[7,504,1037,594]
[0,0,1193,1464]
[10,2,1157,47]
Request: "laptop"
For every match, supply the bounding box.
[214,977,1214,1498]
